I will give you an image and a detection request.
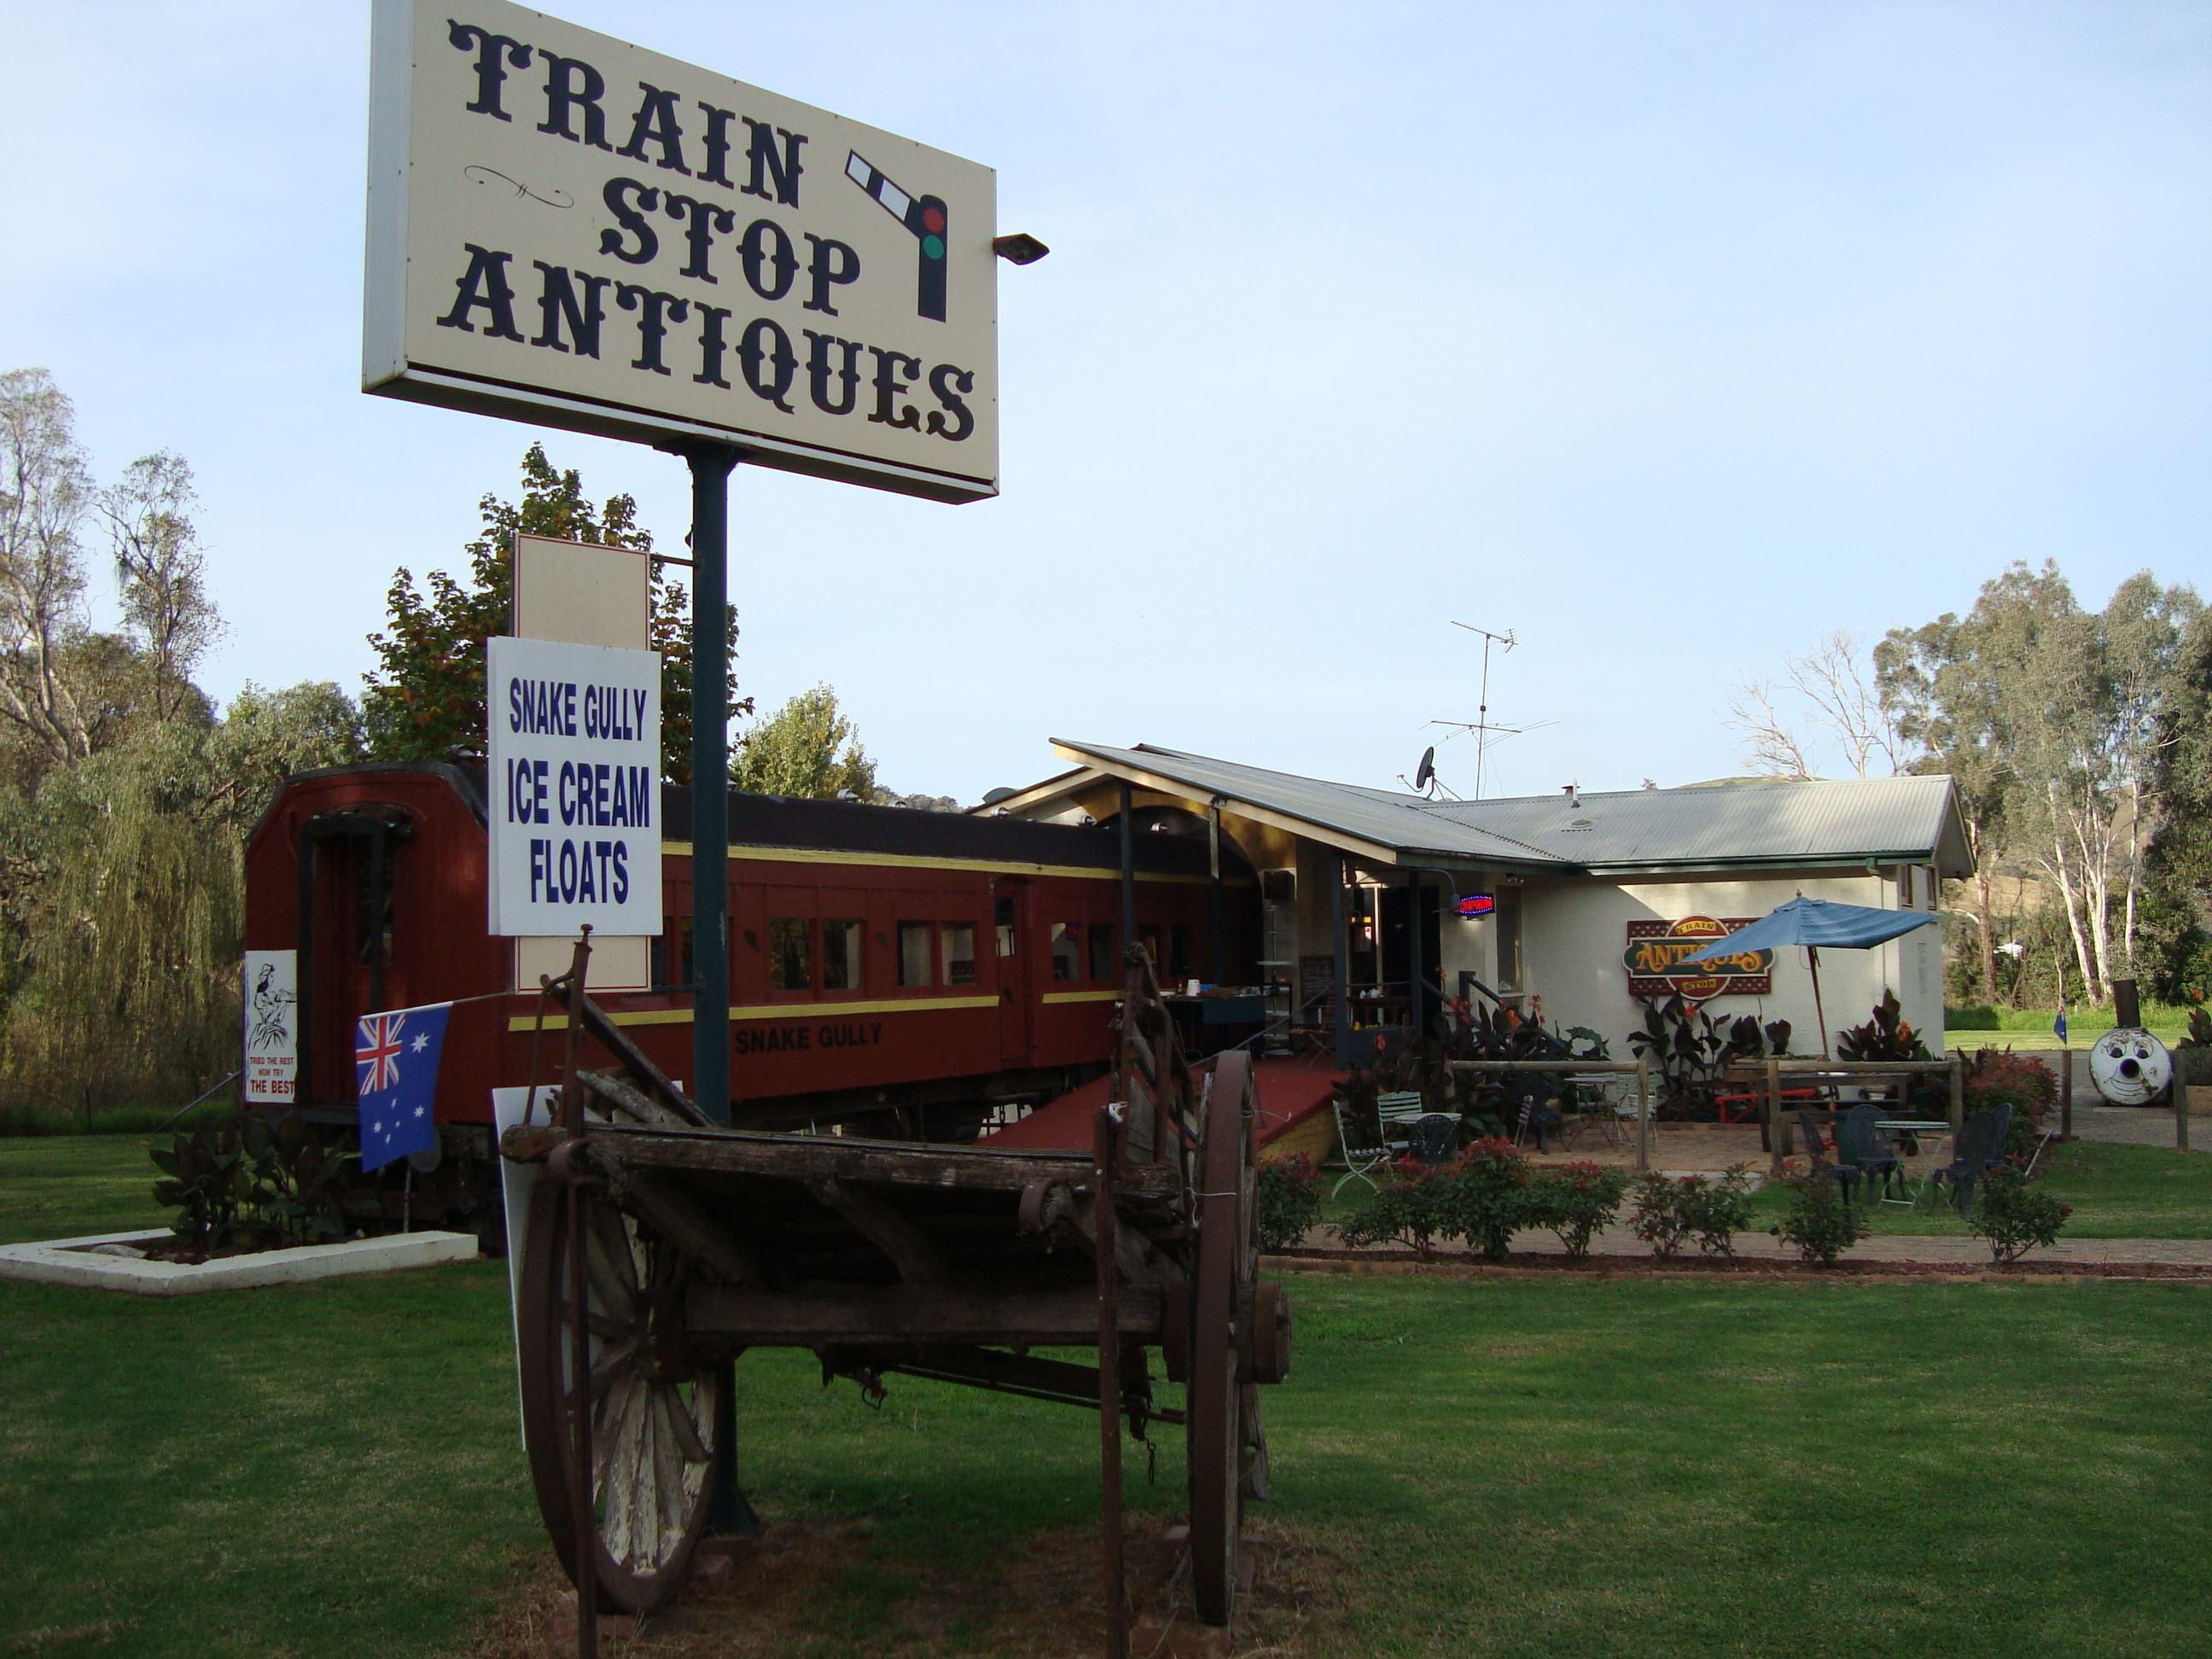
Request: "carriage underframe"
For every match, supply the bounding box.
[499,941,1291,1655]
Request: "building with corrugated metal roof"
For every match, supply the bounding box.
[982,742,1973,1062]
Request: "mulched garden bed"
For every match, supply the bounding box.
[1266,1246,2212,1284]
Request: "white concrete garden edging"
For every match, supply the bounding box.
[0,1227,477,1295]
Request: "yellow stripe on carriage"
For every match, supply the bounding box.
[661,841,1240,886]
[509,994,998,1033]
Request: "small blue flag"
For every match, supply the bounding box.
[2053,1010,2069,1042]
[355,1004,451,1172]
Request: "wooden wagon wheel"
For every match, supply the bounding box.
[517,1179,721,1613]
[1187,1049,1265,1627]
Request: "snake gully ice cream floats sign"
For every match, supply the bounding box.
[486,636,662,938]
[1622,917,1774,1002]
[364,0,999,503]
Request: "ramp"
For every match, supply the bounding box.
[985,1052,1342,1161]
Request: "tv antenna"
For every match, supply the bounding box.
[1428,620,1553,799]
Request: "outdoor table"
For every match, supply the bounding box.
[1876,1120,1953,1207]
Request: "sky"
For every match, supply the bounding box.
[4,1,2206,804]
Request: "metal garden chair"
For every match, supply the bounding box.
[1331,1091,1433,1197]
[1933,1104,2013,1217]
[1793,1107,1865,1204]
[1836,1103,1901,1201]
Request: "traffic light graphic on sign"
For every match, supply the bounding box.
[846,150,948,322]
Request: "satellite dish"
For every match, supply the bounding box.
[1413,746,1435,792]
[981,787,1017,806]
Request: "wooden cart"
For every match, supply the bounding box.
[498,942,1292,1651]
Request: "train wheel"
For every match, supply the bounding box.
[517,1181,720,1613]
[1187,1050,1262,1627]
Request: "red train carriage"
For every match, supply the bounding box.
[243,763,1255,1227]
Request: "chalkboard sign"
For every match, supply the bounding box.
[1301,955,1337,1019]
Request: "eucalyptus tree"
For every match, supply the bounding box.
[0,369,100,765]
[102,449,224,723]
[1875,614,2012,1002]
[1879,561,2201,1005]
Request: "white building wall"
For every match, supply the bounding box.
[1431,874,1495,1004]
[1519,868,1945,1057]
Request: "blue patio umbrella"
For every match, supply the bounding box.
[1676,896,1939,1056]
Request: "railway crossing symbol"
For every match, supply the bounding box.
[846,151,950,321]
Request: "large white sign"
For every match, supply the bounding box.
[364,0,999,504]
[486,635,663,937]
[242,950,298,1103]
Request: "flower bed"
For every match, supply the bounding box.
[0,1226,476,1295]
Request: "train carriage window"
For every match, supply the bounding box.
[824,920,864,992]
[1088,923,1116,982]
[353,849,397,968]
[897,922,934,987]
[1050,923,1080,982]
[769,918,813,992]
[943,923,976,987]
[652,917,696,989]
[1169,923,1192,981]
[995,896,1016,958]
[1138,923,1164,974]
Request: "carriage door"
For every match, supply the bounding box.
[993,877,1034,1068]
[295,812,415,1112]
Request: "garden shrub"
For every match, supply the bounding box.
[1522,1161,1628,1260]
[1965,1047,2058,1156]
[1450,1137,1533,1261]
[151,1111,354,1252]
[1837,990,1932,1063]
[1628,1166,1755,1259]
[1947,1004,2000,1030]
[2176,1004,2212,1088]
[1339,1158,1458,1259]
[1770,1171,1871,1266]
[1337,1139,1534,1260]
[1627,1173,1695,1258]
[1969,1161,2072,1263]
[1257,1154,1322,1252]
[1682,1165,1755,1257]
[151,1118,254,1250]
[1965,1048,2057,1117]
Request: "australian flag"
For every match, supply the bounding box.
[355,1004,451,1172]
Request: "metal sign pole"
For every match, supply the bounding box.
[684,443,759,1542]
[686,445,738,1128]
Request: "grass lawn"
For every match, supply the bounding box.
[1944,1027,2185,1052]
[5,1139,2212,1655]
[0,1134,176,1246]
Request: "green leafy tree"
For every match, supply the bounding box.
[1878,561,2202,1005]
[1877,614,2013,1002]
[102,449,224,724]
[2142,605,2212,993]
[733,684,878,800]
[363,444,748,779]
